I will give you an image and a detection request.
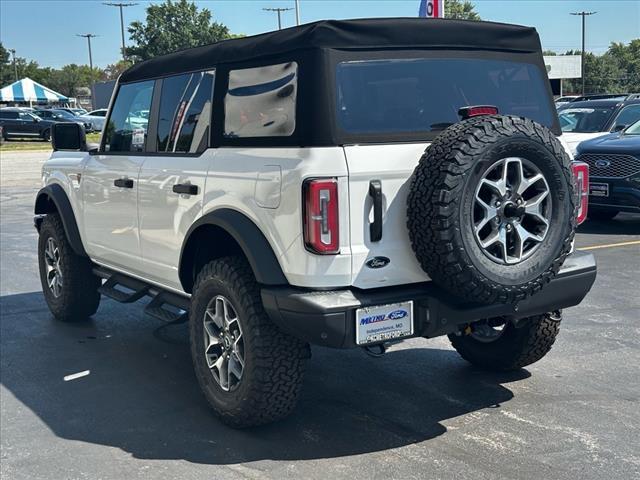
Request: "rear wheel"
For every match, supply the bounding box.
[38,213,101,321]
[189,256,310,427]
[588,207,618,221]
[448,312,562,371]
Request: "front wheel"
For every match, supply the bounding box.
[448,312,562,371]
[189,256,310,428]
[41,129,51,142]
[38,213,101,321]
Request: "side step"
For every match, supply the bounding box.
[98,274,150,303]
[94,267,190,324]
[144,291,190,324]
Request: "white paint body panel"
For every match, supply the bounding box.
[41,133,575,294]
[343,143,432,288]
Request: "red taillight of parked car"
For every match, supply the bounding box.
[303,178,339,254]
[572,161,589,225]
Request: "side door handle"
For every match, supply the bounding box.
[369,179,383,242]
[172,183,199,195]
[114,178,134,189]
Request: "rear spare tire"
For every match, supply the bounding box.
[407,115,576,305]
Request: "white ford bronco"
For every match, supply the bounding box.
[35,18,597,427]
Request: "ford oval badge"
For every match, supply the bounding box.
[366,256,390,269]
[595,159,611,168]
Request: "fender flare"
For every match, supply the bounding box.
[179,209,288,290]
[34,184,87,257]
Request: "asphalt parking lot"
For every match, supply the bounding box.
[1,151,639,480]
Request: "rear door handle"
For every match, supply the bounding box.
[172,183,199,195]
[369,179,383,242]
[114,178,134,189]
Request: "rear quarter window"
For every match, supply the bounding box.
[224,62,298,138]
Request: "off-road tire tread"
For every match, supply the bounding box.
[38,213,100,321]
[449,313,561,371]
[191,256,309,428]
[407,115,576,304]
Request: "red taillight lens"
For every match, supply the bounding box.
[303,178,339,254]
[458,105,499,119]
[572,161,589,225]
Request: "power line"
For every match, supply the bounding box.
[263,7,293,30]
[103,2,138,61]
[570,11,597,95]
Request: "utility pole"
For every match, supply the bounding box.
[77,34,98,71]
[104,2,138,61]
[294,0,300,25]
[263,7,293,30]
[9,48,17,81]
[570,11,596,96]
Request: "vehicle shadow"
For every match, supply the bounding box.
[1,291,528,465]
[578,213,640,235]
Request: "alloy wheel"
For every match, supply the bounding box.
[44,237,63,298]
[203,295,245,392]
[473,157,552,264]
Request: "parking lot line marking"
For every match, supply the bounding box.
[63,370,90,382]
[579,240,640,251]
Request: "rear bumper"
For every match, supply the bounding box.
[262,251,597,348]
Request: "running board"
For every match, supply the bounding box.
[93,267,190,324]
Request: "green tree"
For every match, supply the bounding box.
[126,0,233,61]
[0,43,14,86]
[102,60,133,80]
[445,0,481,20]
[48,64,103,97]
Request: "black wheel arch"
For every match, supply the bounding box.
[34,184,87,257]
[179,209,288,293]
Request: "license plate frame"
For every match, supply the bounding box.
[589,182,609,197]
[355,301,414,346]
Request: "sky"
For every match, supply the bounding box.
[1,0,638,69]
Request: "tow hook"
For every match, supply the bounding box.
[363,343,387,357]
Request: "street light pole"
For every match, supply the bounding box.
[9,48,17,81]
[77,34,97,71]
[570,11,596,96]
[104,2,138,61]
[263,7,293,30]
[294,0,300,25]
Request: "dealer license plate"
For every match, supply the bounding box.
[589,182,609,197]
[355,301,413,345]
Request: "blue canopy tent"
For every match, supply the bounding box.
[0,77,69,106]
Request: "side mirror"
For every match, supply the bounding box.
[613,124,626,132]
[52,123,87,151]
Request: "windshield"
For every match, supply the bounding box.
[558,106,616,133]
[610,104,640,130]
[624,119,640,135]
[336,57,555,136]
[52,110,76,119]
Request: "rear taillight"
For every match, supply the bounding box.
[458,105,499,119]
[303,178,339,254]
[572,161,589,225]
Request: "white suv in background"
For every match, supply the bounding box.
[34,18,596,427]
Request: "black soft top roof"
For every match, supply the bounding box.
[120,17,542,83]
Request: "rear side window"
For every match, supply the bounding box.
[103,80,154,152]
[224,62,297,138]
[336,57,555,135]
[0,111,18,119]
[156,70,215,153]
